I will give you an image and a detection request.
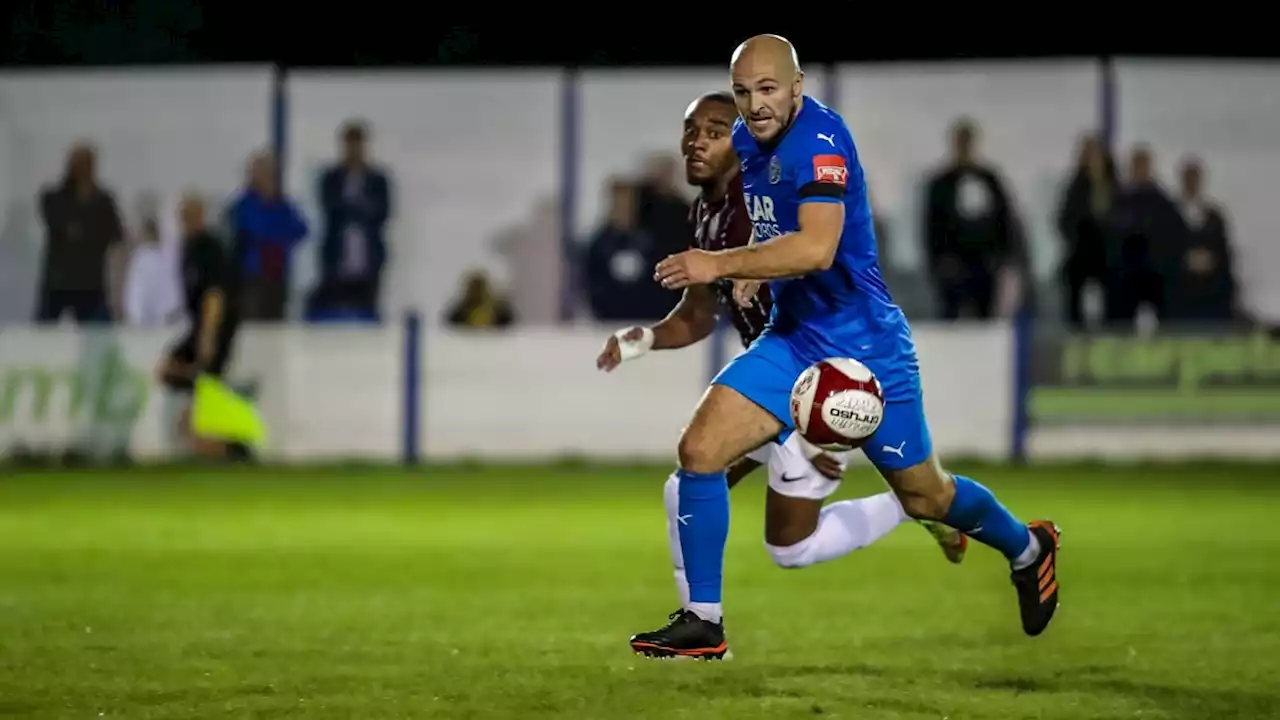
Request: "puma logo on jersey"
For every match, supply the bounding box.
[882,441,906,458]
[816,133,836,146]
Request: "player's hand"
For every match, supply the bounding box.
[156,359,198,384]
[655,249,722,290]
[731,279,761,308]
[811,453,844,480]
[597,327,653,371]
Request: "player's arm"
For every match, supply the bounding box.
[195,289,224,368]
[714,201,844,279]
[596,285,718,372]
[195,244,230,368]
[655,147,850,287]
[719,141,848,279]
[651,284,719,350]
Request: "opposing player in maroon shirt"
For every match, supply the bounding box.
[597,92,966,656]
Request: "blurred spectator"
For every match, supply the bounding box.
[35,142,124,324]
[315,120,392,320]
[123,192,182,327]
[1107,145,1181,325]
[228,151,308,321]
[1056,134,1119,329]
[636,153,693,258]
[444,269,514,329]
[1165,157,1240,323]
[584,178,676,321]
[923,118,1018,320]
[492,197,562,325]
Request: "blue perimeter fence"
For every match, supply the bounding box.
[268,60,1119,466]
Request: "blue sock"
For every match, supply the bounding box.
[944,475,1030,560]
[675,468,730,604]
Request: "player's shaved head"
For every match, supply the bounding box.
[730,35,801,80]
[730,35,804,142]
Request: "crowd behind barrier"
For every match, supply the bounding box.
[1,61,1277,464]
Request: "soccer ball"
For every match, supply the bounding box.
[789,358,885,450]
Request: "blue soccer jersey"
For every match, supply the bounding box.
[732,96,919,401]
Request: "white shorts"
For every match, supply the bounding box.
[745,432,850,501]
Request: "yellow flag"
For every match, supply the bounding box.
[191,374,267,447]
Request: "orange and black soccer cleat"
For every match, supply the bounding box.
[630,609,729,660]
[1011,520,1061,636]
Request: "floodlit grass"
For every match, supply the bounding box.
[1,463,1278,719]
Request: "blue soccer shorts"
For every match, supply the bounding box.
[712,332,933,472]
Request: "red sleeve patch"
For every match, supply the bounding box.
[812,154,848,188]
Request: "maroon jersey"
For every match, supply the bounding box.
[689,174,773,347]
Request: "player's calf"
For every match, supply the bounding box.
[879,453,1059,635]
[636,384,781,654]
[881,456,1031,559]
[878,455,956,521]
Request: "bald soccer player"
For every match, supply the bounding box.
[598,92,967,655]
[637,35,1061,659]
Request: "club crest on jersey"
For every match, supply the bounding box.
[768,155,782,185]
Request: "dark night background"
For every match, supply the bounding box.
[1,1,1272,67]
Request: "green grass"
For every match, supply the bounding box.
[2,463,1279,719]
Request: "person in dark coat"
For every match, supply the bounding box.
[923,118,1018,320]
[1106,146,1183,325]
[585,178,676,321]
[1165,156,1241,324]
[1055,134,1119,328]
[35,142,124,324]
[316,120,392,318]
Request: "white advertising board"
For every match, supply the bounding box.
[1,324,1013,463]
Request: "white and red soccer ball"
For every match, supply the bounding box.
[789,357,885,450]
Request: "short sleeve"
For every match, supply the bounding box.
[200,239,231,291]
[793,133,849,205]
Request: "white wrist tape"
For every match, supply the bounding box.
[615,327,655,362]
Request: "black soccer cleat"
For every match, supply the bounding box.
[1011,520,1061,637]
[630,609,729,660]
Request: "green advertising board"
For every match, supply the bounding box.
[0,345,150,429]
[1028,330,1280,425]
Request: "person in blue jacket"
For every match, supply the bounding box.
[228,151,308,321]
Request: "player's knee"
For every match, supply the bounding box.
[676,428,721,474]
[765,534,818,569]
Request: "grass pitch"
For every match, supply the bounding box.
[1,463,1278,719]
